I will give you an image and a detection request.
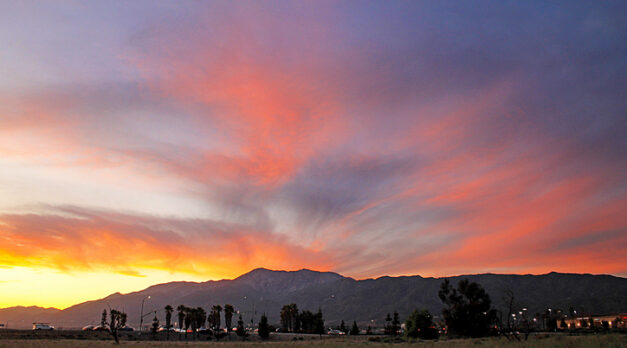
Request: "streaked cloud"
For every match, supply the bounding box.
[0,206,336,279]
[0,1,625,307]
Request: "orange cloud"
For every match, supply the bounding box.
[1,1,625,289]
[127,5,352,188]
[0,207,335,280]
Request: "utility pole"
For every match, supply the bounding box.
[139,295,151,335]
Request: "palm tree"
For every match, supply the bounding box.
[212,305,223,334]
[236,314,246,338]
[195,307,206,339]
[280,303,299,332]
[290,304,299,332]
[280,305,290,332]
[177,305,186,340]
[164,305,173,341]
[224,304,235,334]
[184,307,193,340]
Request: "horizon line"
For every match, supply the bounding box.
[2,267,624,311]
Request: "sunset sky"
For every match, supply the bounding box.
[1,1,625,309]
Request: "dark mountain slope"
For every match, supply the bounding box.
[1,269,624,329]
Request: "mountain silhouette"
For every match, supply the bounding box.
[1,269,625,329]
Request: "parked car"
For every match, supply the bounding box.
[32,323,54,330]
[159,326,178,332]
[92,325,108,331]
[197,327,211,334]
[118,326,134,331]
[82,325,95,331]
[328,329,345,335]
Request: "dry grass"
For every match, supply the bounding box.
[0,334,625,348]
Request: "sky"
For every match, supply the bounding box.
[0,0,626,309]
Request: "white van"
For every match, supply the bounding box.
[32,323,54,330]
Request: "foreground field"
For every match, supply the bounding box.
[0,334,625,348]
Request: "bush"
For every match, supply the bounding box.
[405,309,439,340]
[258,314,270,339]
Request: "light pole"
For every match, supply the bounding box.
[139,295,151,334]
[243,296,256,328]
[243,296,247,328]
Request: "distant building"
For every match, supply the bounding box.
[563,314,626,329]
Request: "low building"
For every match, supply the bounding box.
[562,314,626,329]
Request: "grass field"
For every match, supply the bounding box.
[0,334,625,348]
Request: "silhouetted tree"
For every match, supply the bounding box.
[392,312,400,335]
[438,279,497,337]
[314,308,325,335]
[210,305,222,339]
[164,305,173,341]
[258,313,270,339]
[177,305,186,340]
[184,307,195,339]
[366,325,373,335]
[384,313,392,335]
[339,320,347,334]
[405,309,438,339]
[503,289,515,332]
[534,312,542,331]
[180,307,205,340]
[280,305,289,332]
[106,309,127,344]
[101,309,107,328]
[280,303,299,332]
[518,308,531,340]
[224,304,235,333]
[195,307,206,333]
[350,321,359,335]
[299,310,315,333]
[544,309,558,331]
[184,307,192,339]
[294,309,301,332]
[207,308,214,332]
[211,305,221,329]
[151,315,159,340]
[236,315,247,338]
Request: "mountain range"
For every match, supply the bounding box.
[1,268,625,329]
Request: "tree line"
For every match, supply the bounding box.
[100,277,606,343]
[279,303,325,334]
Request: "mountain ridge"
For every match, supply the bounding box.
[1,269,625,329]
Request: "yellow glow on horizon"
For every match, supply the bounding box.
[0,266,212,309]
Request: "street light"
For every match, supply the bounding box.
[242,296,256,328]
[139,295,151,334]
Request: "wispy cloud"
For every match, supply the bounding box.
[0,206,336,279]
[0,0,625,288]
